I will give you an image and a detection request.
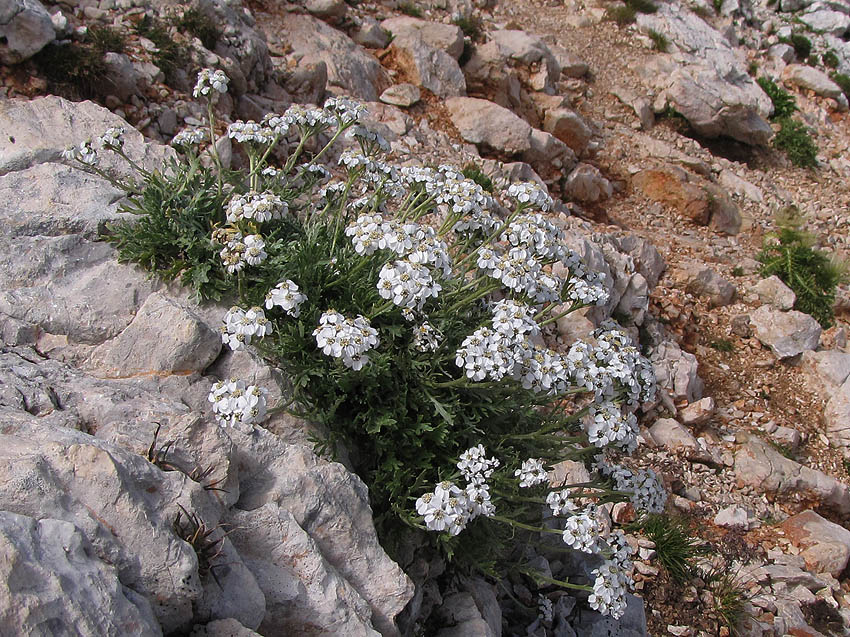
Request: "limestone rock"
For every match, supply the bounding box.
[229,427,414,636]
[636,6,773,145]
[306,0,347,19]
[380,83,421,107]
[86,292,221,378]
[543,107,593,156]
[0,511,162,636]
[523,129,577,174]
[782,64,846,101]
[679,397,715,426]
[445,97,532,155]
[651,340,704,403]
[800,350,850,393]
[487,30,560,92]
[798,8,850,37]
[550,43,589,78]
[649,418,699,452]
[734,434,850,516]
[754,275,796,311]
[389,31,466,98]
[275,14,384,101]
[750,305,821,359]
[434,592,496,637]
[351,17,390,49]
[228,504,378,636]
[381,17,464,60]
[102,52,145,101]
[564,163,612,203]
[781,510,850,578]
[824,377,850,455]
[683,265,736,307]
[0,0,54,64]
[713,505,757,531]
[190,619,261,637]
[571,593,648,637]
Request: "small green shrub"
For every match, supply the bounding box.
[398,1,422,17]
[461,163,494,193]
[773,117,818,168]
[628,0,659,13]
[779,33,812,61]
[648,29,670,52]
[758,208,847,327]
[756,76,797,119]
[822,50,839,69]
[452,15,483,40]
[134,16,184,82]
[174,8,221,50]
[713,0,723,13]
[32,42,107,99]
[88,25,127,54]
[702,566,752,635]
[606,5,637,24]
[631,514,704,582]
[831,72,850,102]
[709,339,734,353]
[731,266,745,277]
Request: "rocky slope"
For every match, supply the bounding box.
[2,0,850,635]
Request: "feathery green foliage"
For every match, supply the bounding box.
[757,208,847,327]
[773,118,818,168]
[757,76,797,120]
[822,50,839,69]
[88,25,127,54]
[630,514,704,582]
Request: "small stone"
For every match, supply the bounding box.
[731,314,752,337]
[379,83,421,108]
[306,0,347,19]
[714,505,753,531]
[679,397,715,426]
[753,276,796,311]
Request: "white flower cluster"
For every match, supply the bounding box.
[507,182,553,211]
[324,96,368,126]
[227,191,287,224]
[452,208,500,235]
[585,401,640,452]
[221,306,272,351]
[313,310,379,370]
[171,128,206,148]
[285,104,336,132]
[566,271,609,306]
[588,560,630,619]
[265,279,307,317]
[219,233,267,273]
[457,444,500,485]
[208,379,268,429]
[492,299,540,339]
[599,462,667,514]
[227,120,275,146]
[501,213,566,259]
[378,260,442,310]
[96,126,124,150]
[347,125,390,154]
[431,169,493,216]
[193,68,229,99]
[416,479,494,536]
[515,458,548,488]
[413,322,442,352]
[61,140,97,166]
[546,488,578,517]
[561,509,600,553]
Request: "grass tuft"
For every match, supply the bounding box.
[88,25,127,54]
[398,1,422,17]
[630,514,705,582]
[174,7,221,51]
[648,29,670,52]
[756,76,797,120]
[830,72,850,102]
[773,117,818,168]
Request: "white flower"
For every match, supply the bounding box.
[324,96,368,126]
[313,310,380,370]
[171,128,206,147]
[457,445,500,485]
[538,595,553,623]
[63,140,98,166]
[227,191,287,224]
[377,260,442,311]
[208,378,268,429]
[584,401,639,452]
[561,511,600,553]
[588,560,630,619]
[491,299,540,339]
[507,182,553,211]
[96,126,124,150]
[515,458,548,488]
[284,104,334,131]
[347,125,390,154]
[220,234,247,274]
[546,489,578,517]
[418,481,472,535]
[193,68,229,100]
[221,306,272,350]
[243,234,267,266]
[413,322,442,352]
[265,279,307,317]
[227,120,275,145]
[345,213,386,255]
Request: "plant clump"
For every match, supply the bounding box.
[69,67,668,622]
[758,208,847,328]
[831,72,850,102]
[647,29,670,52]
[772,117,818,168]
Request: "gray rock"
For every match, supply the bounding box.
[0,417,218,633]
[636,5,773,145]
[380,83,422,107]
[750,305,821,359]
[190,619,261,637]
[543,108,593,156]
[718,169,764,203]
[0,511,162,636]
[679,397,715,426]
[280,60,327,105]
[0,0,54,64]
[434,592,496,637]
[772,426,802,450]
[523,128,577,173]
[102,52,144,101]
[734,434,850,516]
[651,340,704,403]
[781,510,850,578]
[768,43,795,63]
[228,504,378,636]
[306,0,347,19]
[389,31,466,98]
[824,376,850,455]
[550,43,589,78]
[782,64,846,100]
[649,417,700,452]
[275,14,384,101]
[86,292,221,378]
[229,427,414,636]
[713,505,756,530]
[614,234,666,289]
[754,275,796,310]
[801,350,850,392]
[381,17,464,60]
[445,97,532,155]
[352,17,390,49]
[488,30,560,92]
[798,8,850,36]
[563,163,612,203]
[683,265,736,307]
[571,593,648,637]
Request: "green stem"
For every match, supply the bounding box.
[518,567,591,592]
[491,514,562,535]
[206,101,223,194]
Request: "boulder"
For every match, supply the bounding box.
[487,30,559,92]
[750,305,821,359]
[445,97,532,155]
[800,350,850,392]
[523,129,577,173]
[782,64,846,101]
[190,619,261,637]
[0,511,162,636]
[651,340,704,403]
[682,264,736,307]
[571,593,648,637]
[753,275,796,311]
[563,163,612,203]
[798,9,850,37]
[434,592,496,637]
[734,434,850,516]
[306,0,347,20]
[86,292,222,378]
[381,17,464,60]
[550,43,589,78]
[0,0,54,64]
[824,377,850,455]
[543,107,593,156]
[380,83,421,107]
[275,13,384,101]
[781,510,850,578]
[388,31,466,98]
[228,504,378,636]
[636,5,773,145]
[351,17,390,49]
[102,52,146,102]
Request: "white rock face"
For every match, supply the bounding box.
[445,97,532,155]
[0,0,54,64]
[651,340,704,403]
[753,275,796,311]
[798,8,850,37]
[750,305,822,359]
[564,163,612,203]
[782,64,846,100]
[0,511,163,636]
[636,4,773,145]
[388,30,466,98]
[381,17,464,59]
[824,377,850,456]
[713,505,757,531]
